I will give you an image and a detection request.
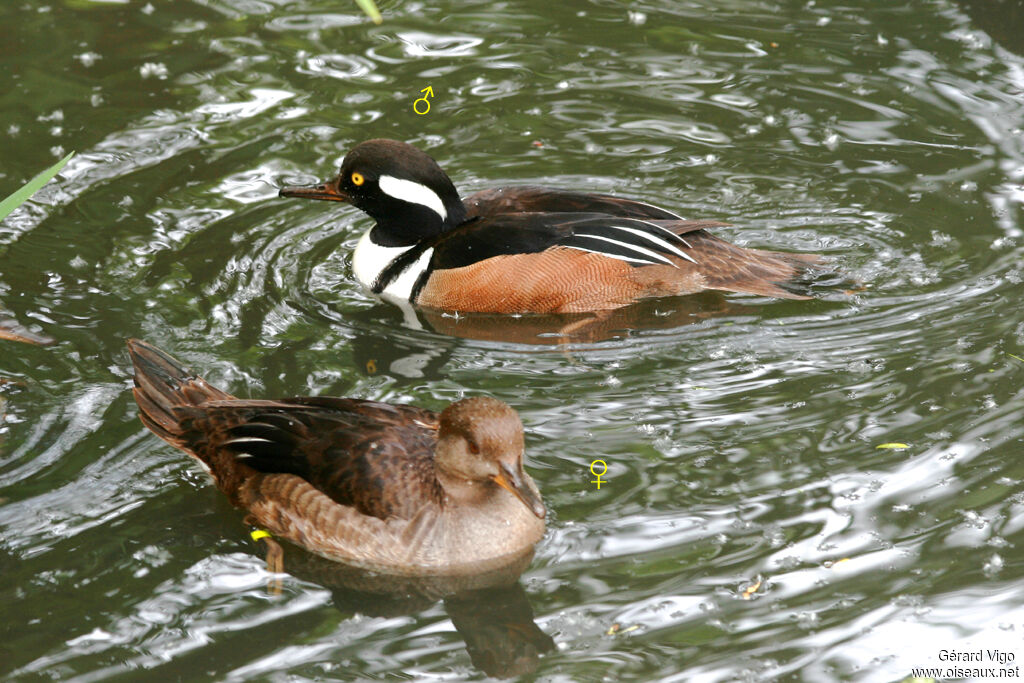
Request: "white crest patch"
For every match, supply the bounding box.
[378,175,447,221]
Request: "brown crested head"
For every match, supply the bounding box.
[435,397,545,519]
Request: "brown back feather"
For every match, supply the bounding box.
[128,339,444,518]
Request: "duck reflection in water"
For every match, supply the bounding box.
[343,291,809,382]
[261,542,554,677]
[416,290,768,345]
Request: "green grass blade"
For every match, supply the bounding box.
[354,0,382,24]
[0,151,75,223]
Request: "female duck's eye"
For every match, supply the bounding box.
[467,441,480,455]
[351,172,365,186]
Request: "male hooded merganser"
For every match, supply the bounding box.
[280,139,823,314]
[127,339,545,574]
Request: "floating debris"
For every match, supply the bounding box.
[606,623,640,636]
[0,319,55,346]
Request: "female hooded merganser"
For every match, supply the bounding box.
[127,339,545,574]
[280,139,823,314]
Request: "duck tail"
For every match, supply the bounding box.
[741,248,825,300]
[126,338,233,450]
[681,231,826,300]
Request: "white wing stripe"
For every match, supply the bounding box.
[572,233,678,267]
[630,200,683,219]
[223,437,275,445]
[628,218,695,250]
[562,245,652,265]
[609,226,698,264]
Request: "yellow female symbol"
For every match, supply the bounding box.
[413,85,433,115]
[589,459,608,489]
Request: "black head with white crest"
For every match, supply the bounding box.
[279,139,467,246]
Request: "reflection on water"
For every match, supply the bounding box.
[956,0,1024,56]
[340,295,766,377]
[2,0,1024,680]
[274,545,553,678]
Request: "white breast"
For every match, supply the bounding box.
[352,228,434,302]
[352,229,410,290]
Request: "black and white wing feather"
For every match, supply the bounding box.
[430,212,721,271]
[557,217,697,266]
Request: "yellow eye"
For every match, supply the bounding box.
[351,172,365,186]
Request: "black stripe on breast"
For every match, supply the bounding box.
[371,242,434,294]
[409,268,431,302]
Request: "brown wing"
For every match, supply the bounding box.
[128,339,445,522]
[181,397,444,521]
[463,186,688,220]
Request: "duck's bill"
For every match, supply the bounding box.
[493,464,546,519]
[279,177,349,202]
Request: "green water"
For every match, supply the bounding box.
[2,0,1024,680]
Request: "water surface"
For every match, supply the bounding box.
[2,0,1024,680]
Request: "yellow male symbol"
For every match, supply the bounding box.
[590,459,608,489]
[413,86,433,115]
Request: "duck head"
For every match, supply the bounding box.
[435,397,546,519]
[279,139,468,246]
